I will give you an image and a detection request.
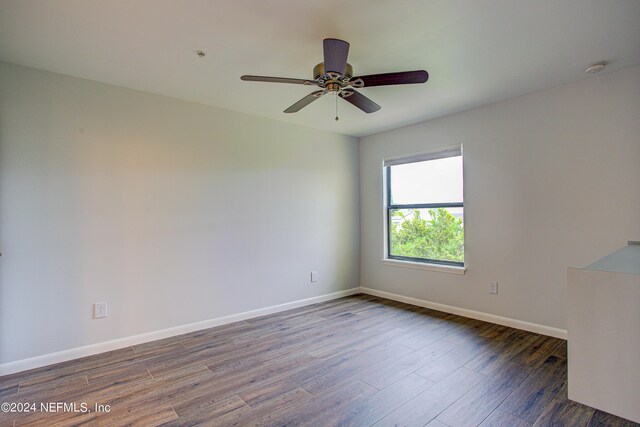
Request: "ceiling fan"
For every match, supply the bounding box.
[241,38,429,120]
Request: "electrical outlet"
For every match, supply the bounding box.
[310,271,318,283]
[488,281,498,294]
[94,302,108,319]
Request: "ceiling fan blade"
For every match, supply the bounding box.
[339,89,381,113]
[241,75,317,85]
[323,38,350,76]
[350,70,428,87]
[284,90,326,113]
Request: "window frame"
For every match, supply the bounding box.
[384,148,464,268]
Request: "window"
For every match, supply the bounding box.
[385,147,464,267]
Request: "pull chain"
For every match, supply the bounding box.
[335,91,339,121]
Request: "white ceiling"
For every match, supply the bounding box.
[1,0,639,137]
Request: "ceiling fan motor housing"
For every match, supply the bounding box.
[314,62,353,90]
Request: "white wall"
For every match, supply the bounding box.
[360,65,640,330]
[0,62,359,364]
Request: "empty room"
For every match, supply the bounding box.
[1,1,639,426]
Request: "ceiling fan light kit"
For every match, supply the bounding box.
[241,38,429,120]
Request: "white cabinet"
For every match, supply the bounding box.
[567,242,640,423]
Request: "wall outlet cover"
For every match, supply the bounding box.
[488,281,498,294]
[94,302,108,318]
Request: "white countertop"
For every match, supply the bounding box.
[586,241,640,275]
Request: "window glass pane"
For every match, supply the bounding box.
[389,156,462,205]
[389,207,464,263]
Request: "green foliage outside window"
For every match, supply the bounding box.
[390,208,464,263]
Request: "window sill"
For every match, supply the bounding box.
[381,259,466,275]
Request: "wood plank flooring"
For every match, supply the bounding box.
[0,294,637,426]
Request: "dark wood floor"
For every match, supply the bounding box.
[0,294,637,427]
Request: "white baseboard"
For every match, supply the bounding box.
[0,288,360,376]
[359,287,567,340]
[1,286,566,376]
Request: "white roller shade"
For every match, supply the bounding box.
[384,146,461,167]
